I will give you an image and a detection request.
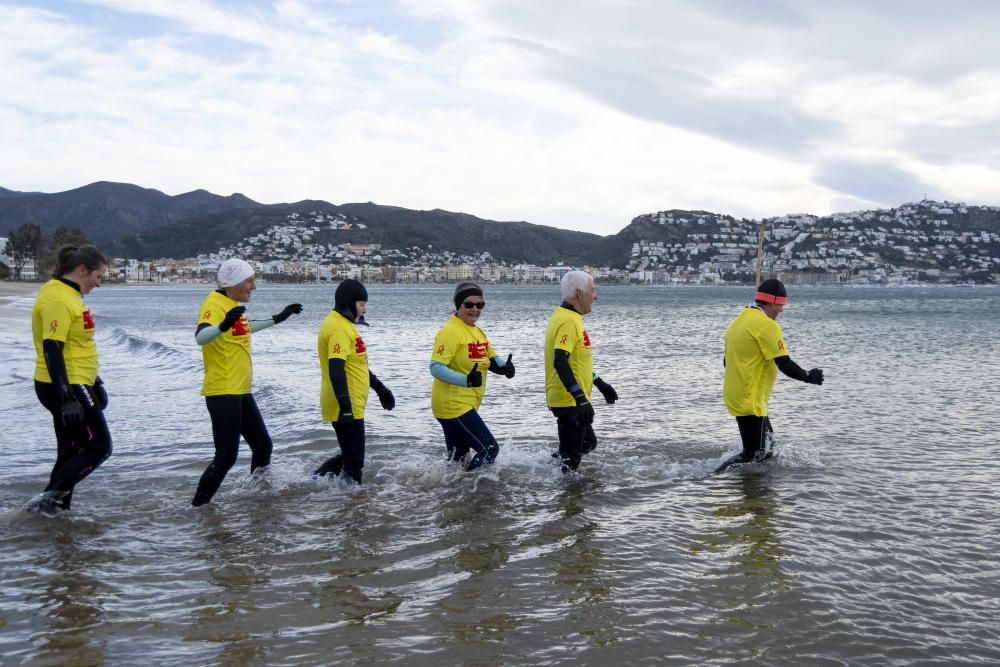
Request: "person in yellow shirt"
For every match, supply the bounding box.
[191,258,303,506]
[717,278,824,473]
[27,245,111,516]
[429,281,515,470]
[314,278,394,484]
[545,271,618,473]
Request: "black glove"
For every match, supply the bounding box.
[219,306,246,332]
[502,354,515,379]
[594,377,617,404]
[273,303,303,324]
[374,384,395,410]
[93,376,108,411]
[572,389,595,425]
[466,364,483,388]
[806,368,824,385]
[59,387,85,427]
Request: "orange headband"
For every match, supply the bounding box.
[755,291,787,305]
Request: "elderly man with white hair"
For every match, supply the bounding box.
[544,270,618,473]
[190,258,303,506]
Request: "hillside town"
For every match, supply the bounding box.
[4,200,1000,285]
[625,200,1000,285]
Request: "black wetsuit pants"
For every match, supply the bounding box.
[736,415,774,462]
[315,419,365,484]
[552,406,598,471]
[35,381,113,510]
[437,409,499,471]
[192,393,273,506]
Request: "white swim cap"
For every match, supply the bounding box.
[217,258,255,288]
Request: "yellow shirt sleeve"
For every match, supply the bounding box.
[431,330,455,365]
[552,321,578,352]
[328,326,353,360]
[759,322,788,360]
[39,300,73,342]
[198,301,223,326]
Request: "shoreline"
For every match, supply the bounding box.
[0,278,994,324]
[0,282,36,334]
[0,281,39,297]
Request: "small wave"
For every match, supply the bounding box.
[100,326,200,374]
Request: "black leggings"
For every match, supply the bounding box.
[552,406,598,471]
[736,415,774,462]
[315,419,365,484]
[35,380,113,509]
[192,394,272,506]
[437,409,499,471]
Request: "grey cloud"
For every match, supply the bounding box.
[476,0,1000,160]
[692,0,809,28]
[520,40,838,154]
[814,159,936,205]
[901,123,1000,169]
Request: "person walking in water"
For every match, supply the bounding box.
[314,278,395,484]
[717,278,824,473]
[27,245,112,515]
[544,270,618,473]
[429,281,515,470]
[191,258,302,506]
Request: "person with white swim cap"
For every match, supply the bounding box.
[191,258,303,506]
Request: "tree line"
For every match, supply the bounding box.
[2,223,93,281]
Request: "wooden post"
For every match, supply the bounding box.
[755,222,766,287]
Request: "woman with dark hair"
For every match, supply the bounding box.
[28,245,112,515]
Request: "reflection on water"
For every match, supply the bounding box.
[717,471,783,584]
[33,523,112,667]
[548,480,621,650]
[712,470,786,635]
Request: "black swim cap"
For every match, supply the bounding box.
[755,278,787,305]
[335,278,368,319]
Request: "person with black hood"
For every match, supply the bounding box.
[314,278,395,484]
[717,278,824,473]
[429,281,515,470]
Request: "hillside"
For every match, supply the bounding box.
[0,181,264,243]
[4,182,1000,282]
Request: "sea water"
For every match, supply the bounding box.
[0,284,998,665]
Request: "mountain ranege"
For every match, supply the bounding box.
[2,183,999,284]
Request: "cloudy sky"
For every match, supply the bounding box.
[3,1,1000,235]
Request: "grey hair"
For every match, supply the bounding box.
[560,270,593,300]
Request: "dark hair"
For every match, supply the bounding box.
[53,245,109,278]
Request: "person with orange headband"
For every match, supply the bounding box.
[717,278,824,473]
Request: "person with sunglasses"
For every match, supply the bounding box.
[429,281,515,470]
[545,270,618,473]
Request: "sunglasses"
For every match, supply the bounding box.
[461,301,486,309]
